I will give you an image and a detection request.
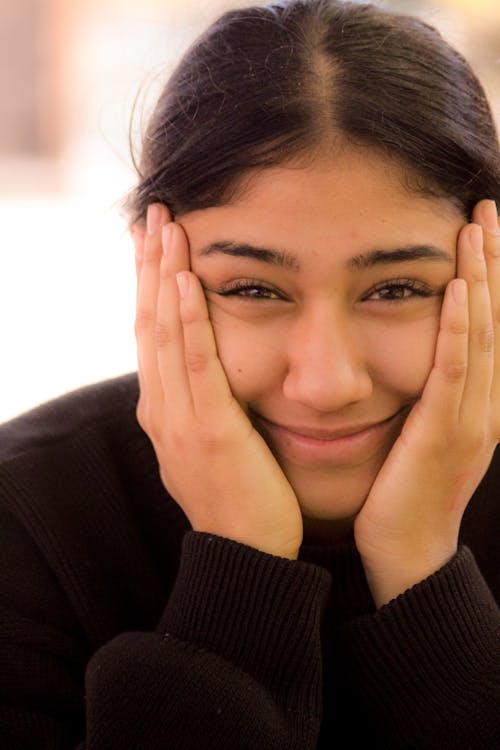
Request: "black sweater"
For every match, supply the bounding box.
[0,373,498,749]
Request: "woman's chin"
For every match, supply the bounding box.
[285,460,381,533]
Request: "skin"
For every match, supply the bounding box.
[132,148,500,606]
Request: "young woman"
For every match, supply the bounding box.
[1,1,499,747]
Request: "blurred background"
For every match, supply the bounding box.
[1,0,499,423]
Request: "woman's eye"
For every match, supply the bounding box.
[213,281,284,300]
[364,279,436,302]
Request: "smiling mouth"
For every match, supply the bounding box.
[253,411,403,442]
[250,407,408,466]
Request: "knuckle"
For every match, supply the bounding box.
[159,260,169,280]
[447,319,468,336]
[155,322,173,350]
[181,308,200,326]
[135,309,153,335]
[443,361,467,383]
[184,349,209,373]
[470,271,488,286]
[475,327,494,353]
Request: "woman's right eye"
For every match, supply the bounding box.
[212,281,285,300]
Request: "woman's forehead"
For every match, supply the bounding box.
[181,149,462,234]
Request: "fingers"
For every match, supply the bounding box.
[134,203,235,432]
[421,277,468,424]
[135,204,172,422]
[176,270,236,421]
[155,222,193,411]
[456,221,494,424]
[421,201,498,430]
[472,199,500,418]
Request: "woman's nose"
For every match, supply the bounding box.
[282,309,372,412]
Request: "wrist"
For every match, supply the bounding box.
[190,518,301,560]
[362,548,457,607]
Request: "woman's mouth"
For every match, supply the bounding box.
[251,410,407,467]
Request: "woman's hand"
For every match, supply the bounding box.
[133,204,303,559]
[354,199,500,607]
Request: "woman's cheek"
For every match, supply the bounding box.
[210,311,284,402]
[365,317,439,397]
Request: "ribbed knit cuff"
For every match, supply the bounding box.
[341,546,500,743]
[158,531,331,712]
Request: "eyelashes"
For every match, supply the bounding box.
[212,280,284,300]
[209,277,439,303]
[361,278,437,302]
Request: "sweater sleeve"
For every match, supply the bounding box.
[0,376,329,749]
[84,532,330,750]
[339,546,500,749]
[1,525,331,750]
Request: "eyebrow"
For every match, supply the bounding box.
[350,245,454,269]
[199,241,301,271]
[198,240,454,271]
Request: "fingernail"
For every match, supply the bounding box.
[162,223,172,253]
[451,278,467,306]
[147,204,162,235]
[469,224,484,259]
[481,200,500,236]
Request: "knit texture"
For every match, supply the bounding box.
[0,373,498,748]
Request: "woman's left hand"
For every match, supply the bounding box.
[354,199,500,607]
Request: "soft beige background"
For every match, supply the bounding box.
[1,0,499,423]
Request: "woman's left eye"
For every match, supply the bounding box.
[363,279,436,302]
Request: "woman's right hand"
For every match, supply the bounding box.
[133,204,303,559]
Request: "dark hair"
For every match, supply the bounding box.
[124,0,500,224]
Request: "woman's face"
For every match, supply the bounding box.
[178,149,464,534]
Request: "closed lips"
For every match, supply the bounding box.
[254,414,398,441]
